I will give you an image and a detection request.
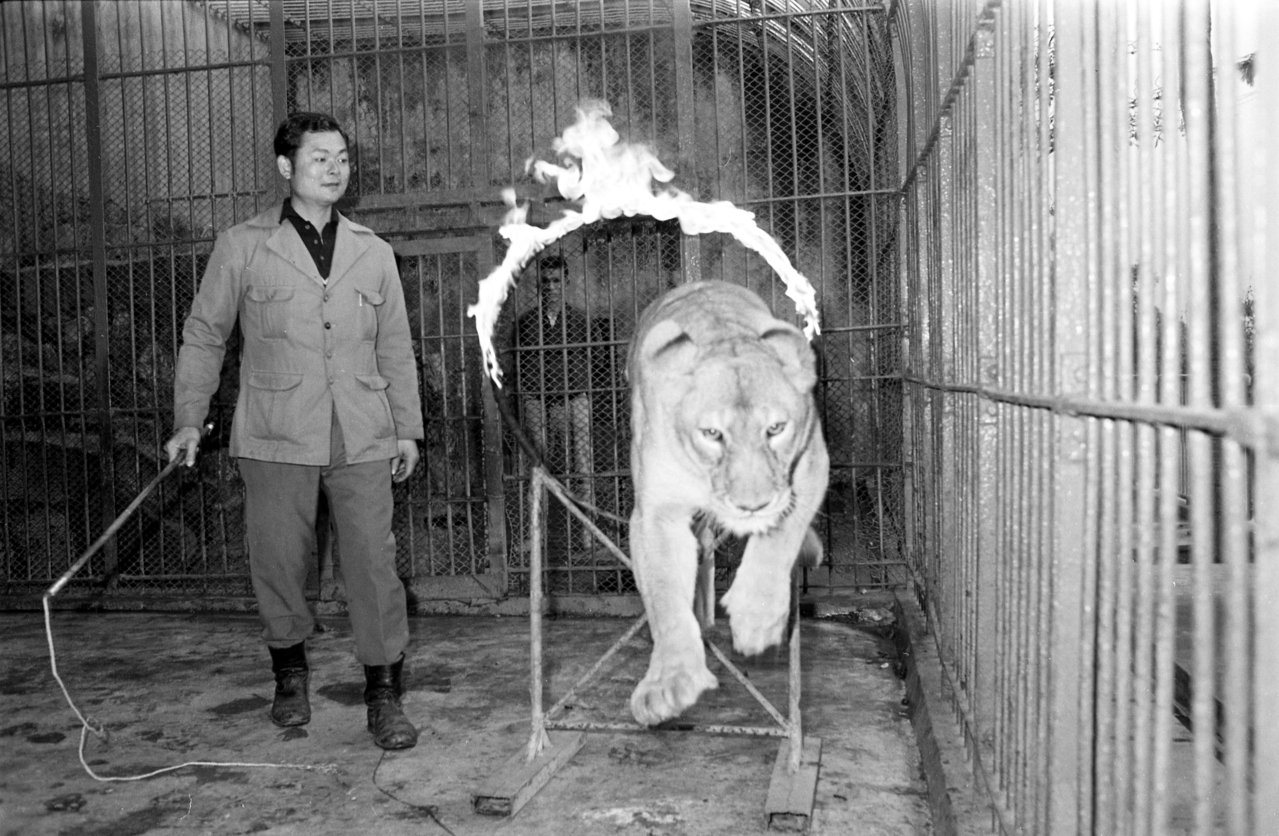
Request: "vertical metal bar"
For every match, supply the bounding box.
[1179,3,1218,832]
[1153,3,1185,829]
[370,0,383,196]
[526,468,547,762]
[269,0,287,191]
[81,0,117,583]
[1130,2,1160,833]
[1252,4,1279,830]
[44,1,69,575]
[1091,0,1121,826]
[1063,1,1099,831]
[971,12,1001,795]
[672,0,699,282]
[788,570,802,774]
[1113,2,1139,830]
[467,0,487,196]
[394,0,406,193]
[1208,7,1250,835]
[224,0,240,227]
[866,16,890,581]
[988,5,1008,794]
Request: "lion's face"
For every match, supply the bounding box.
[677,347,815,537]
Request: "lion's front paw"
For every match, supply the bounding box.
[721,584,790,656]
[629,662,718,727]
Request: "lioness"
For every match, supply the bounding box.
[627,281,829,727]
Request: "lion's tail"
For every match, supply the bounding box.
[797,526,824,569]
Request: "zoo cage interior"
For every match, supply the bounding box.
[1,1,1276,834]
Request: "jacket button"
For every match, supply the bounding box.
[324,322,332,329]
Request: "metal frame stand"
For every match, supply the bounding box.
[472,466,821,830]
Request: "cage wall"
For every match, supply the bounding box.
[0,1,903,606]
[895,0,1277,833]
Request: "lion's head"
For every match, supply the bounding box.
[629,283,820,538]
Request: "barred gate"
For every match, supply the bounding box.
[0,1,903,604]
[895,0,1276,833]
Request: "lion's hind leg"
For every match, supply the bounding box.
[628,507,719,727]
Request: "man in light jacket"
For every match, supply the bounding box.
[166,112,423,750]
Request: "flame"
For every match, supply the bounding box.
[468,99,821,386]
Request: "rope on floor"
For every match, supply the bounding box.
[43,597,339,783]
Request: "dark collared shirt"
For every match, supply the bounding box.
[280,199,339,279]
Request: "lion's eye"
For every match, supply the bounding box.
[766,422,787,437]
[701,427,723,442]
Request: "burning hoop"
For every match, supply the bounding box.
[466,99,822,387]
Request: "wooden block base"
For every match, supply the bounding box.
[765,736,822,832]
[472,731,586,817]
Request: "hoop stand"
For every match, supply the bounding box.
[472,466,821,830]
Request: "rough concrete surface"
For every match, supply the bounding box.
[0,606,931,835]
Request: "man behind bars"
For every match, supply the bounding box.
[165,112,423,750]
[511,254,596,543]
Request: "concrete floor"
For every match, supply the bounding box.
[0,602,931,836]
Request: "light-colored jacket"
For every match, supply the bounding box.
[173,206,423,465]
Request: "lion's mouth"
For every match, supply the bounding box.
[713,493,793,537]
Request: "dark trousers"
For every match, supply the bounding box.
[239,414,409,667]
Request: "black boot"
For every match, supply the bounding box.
[268,642,311,727]
[364,655,418,750]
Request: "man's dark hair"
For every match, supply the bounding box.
[273,112,350,162]
[537,254,568,276]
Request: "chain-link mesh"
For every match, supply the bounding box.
[390,249,492,582]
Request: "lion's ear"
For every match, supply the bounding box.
[761,326,817,391]
[639,319,698,375]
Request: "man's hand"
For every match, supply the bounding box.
[392,439,419,483]
[165,426,204,467]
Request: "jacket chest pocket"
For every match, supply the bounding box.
[355,288,384,342]
[245,286,296,340]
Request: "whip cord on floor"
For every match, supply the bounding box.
[371,749,456,834]
[42,425,337,783]
[42,596,339,782]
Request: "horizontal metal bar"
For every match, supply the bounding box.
[690,4,885,29]
[903,374,1279,453]
[544,718,789,738]
[146,189,269,204]
[5,57,272,90]
[821,323,904,335]
[819,374,903,385]
[737,187,903,205]
[0,76,89,92]
[354,188,506,211]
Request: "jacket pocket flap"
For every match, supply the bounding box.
[356,374,390,391]
[247,371,304,391]
[358,289,385,306]
[247,286,296,302]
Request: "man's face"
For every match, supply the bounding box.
[278,130,350,209]
[540,266,565,309]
